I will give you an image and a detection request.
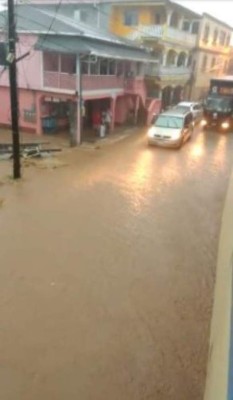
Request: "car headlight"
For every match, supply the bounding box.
[147,127,156,138]
[201,119,207,127]
[172,132,181,140]
[221,121,230,130]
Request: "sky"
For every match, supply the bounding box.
[175,1,233,27]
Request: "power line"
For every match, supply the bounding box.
[38,0,63,48]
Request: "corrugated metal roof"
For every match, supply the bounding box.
[35,35,158,63]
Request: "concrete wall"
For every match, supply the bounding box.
[0,34,42,90]
[204,169,233,400]
[115,95,134,124]
[0,87,38,132]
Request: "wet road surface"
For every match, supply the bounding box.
[1,127,233,399]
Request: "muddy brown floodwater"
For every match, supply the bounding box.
[0,128,233,400]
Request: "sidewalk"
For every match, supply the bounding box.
[0,125,142,150]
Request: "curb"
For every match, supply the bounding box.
[204,168,233,400]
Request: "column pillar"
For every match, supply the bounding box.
[135,95,140,125]
[35,93,43,135]
[167,10,173,26]
[178,17,184,30]
[162,51,167,67]
[75,55,82,145]
[110,95,116,132]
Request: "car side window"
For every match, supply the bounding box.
[184,114,193,126]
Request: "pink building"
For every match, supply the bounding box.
[0,5,161,144]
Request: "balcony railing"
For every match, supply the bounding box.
[82,75,124,91]
[164,27,196,47]
[128,25,197,47]
[146,65,191,79]
[44,72,76,90]
[159,66,191,77]
[43,72,126,92]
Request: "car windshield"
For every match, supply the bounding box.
[155,115,183,129]
[175,106,190,113]
[204,97,231,112]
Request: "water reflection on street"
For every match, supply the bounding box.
[0,127,233,400]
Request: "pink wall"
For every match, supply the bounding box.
[125,77,147,106]
[0,87,38,132]
[0,34,42,90]
[115,95,134,124]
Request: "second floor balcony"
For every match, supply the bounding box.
[43,71,126,93]
[42,52,153,101]
[129,25,197,48]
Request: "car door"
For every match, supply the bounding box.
[193,104,202,120]
[184,114,193,140]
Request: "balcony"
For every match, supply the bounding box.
[129,25,163,41]
[164,27,196,47]
[128,25,197,48]
[159,66,191,82]
[44,72,76,91]
[43,72,125,93]
[82,75,124,92]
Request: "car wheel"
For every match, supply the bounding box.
[176,138,183,149]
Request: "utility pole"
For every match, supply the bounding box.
[7,0,21,179]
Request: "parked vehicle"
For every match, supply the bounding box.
[173,101,203,122]
[147,109,194,148]
[202,76,233,131]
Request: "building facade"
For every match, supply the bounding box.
[191,13,232,100]
[108,0,201,108]
[0,4,161,144]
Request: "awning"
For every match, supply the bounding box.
[35,36,158,64]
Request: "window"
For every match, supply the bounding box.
[203,25,210,42]
[123,10,138,26]
[170,11,179,28]
[154,12,161,24]
[109,60,116,75]
[220,31,226,46]
[182,20,190,32]
[90,59,99,75]
[177,52,186,67]
[80,10,88,22]
[187,55,192,67]
[202,55,208,71]
[60,54,76,74]
[184,113,193,126]
[116,61,124,76]
[99,59,108,75]
[81,59,89,75]
[192,21,199,34]
[23,109,36,123]
[211,57,216,69]
[213,29,218,44]
[226,34,231,47]
[43,52,59,72]
[166,50,177,66]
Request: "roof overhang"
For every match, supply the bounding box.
[35,35,158,63]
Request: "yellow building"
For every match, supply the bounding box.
[109,0,201,108]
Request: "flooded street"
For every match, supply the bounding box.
[0,127,233,399]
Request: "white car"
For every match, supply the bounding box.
[147,109,193,149]
[174,101,203,122]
